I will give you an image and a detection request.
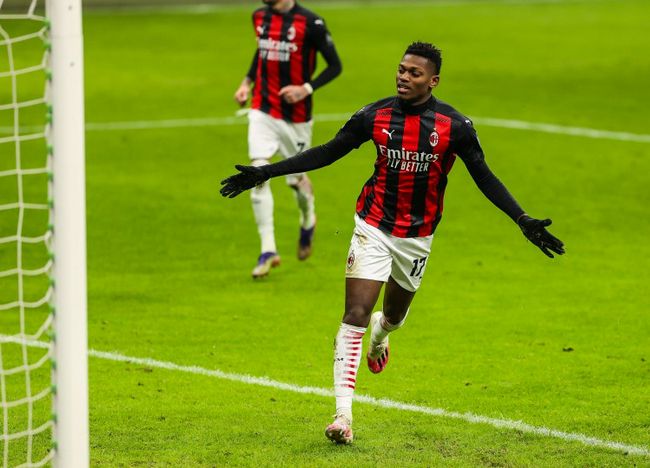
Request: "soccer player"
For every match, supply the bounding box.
[221,42,565,444]
[234,0,342,278]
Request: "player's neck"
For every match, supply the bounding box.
[399,93,433,109]
[409,93,432,106]
[272,0,295,13]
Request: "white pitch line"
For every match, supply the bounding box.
[82,114,650,143]
[85,0,607,16]
[88,348,648,457]
[2,337,648,457]
[3,113,649,143]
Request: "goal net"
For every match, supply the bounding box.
[1,0,88,466]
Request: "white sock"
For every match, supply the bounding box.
[293,174,316,229]
[250,161,276,253]
[371,309,409,345]
[333,323,366,422]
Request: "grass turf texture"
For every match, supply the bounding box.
[2,0,650,465]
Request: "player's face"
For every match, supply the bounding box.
[396,54,439,104]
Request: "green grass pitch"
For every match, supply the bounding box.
[2,0,650,465]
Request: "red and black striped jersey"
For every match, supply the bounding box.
[341,96,487,238]
[254,95,525,237]
[247,3,340,123]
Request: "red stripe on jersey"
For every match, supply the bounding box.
[289,15,307,122]
[265,15,284,119]
[418,114,452,236]
[359,108,393,227]
[251,12,265,110]
[391,114,421,237]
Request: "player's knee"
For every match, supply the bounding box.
[250,160,272,200]
[287,173,312,193]
[343,304,372,327]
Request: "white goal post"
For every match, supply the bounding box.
[0,0,88,465]
[48,0,89,466]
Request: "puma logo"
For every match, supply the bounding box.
[382,128,395,140]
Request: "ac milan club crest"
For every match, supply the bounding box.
[429,130,439,147]
[346,251,356,271]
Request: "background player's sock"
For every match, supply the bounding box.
[250,160,276,253]
[293,174,316,229]
[371,309,409,345]
[333,323,366,420]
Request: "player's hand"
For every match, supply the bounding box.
[279,85,309,104]
[220,164,269,198]
[518,215,565,258]
[234,83,250,107]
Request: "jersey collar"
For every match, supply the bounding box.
[396,95,436,114]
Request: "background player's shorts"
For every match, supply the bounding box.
[247,109,313,186]
[345,215,433,292]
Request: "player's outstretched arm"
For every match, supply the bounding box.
[517,215,565,258]
[220,129,362,198]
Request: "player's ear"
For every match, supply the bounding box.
[429,74,440,89]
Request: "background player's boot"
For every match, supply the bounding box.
[297,220,315,260]
[251,252,280,279]
[325,413,353,444]
[367,311,390,374]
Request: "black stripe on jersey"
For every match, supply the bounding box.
[429,158,450,235]
[406,109,436,237]
[377,110,406,233]
[258,9,273,115]
[358,110,379,219]
[279,13,294,122]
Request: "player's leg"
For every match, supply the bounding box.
[367,234,432,373]
[367,278,414,373]
[327,278,383,444]
[326,216,391,444]
[247,110,281,278]
[278,120,316,260]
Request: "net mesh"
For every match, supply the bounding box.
[0,0,54,466]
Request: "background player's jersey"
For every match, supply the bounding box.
[338,96,486,238]
[248,3,337,123]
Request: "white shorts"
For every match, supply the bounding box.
[345,215,433,292]
[248,109,313,185]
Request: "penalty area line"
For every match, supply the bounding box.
[89,348,649,457]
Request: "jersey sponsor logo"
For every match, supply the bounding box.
[378,144,438,172]
[429,130,439,147]
[257,37,299,62]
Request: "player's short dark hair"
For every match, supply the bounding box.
[404,42,442,74]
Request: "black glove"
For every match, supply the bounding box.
[517,215,565,258]
[220,164,269,198]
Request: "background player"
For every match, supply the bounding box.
[234,0,342,278]
[222,42,564,444]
